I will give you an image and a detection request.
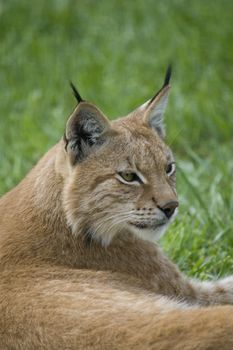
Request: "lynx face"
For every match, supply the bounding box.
[62,67,178,246]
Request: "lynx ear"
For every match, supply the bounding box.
[64,102,113,164]
[142,65,171,137]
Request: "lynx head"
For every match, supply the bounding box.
[61,66,178,246]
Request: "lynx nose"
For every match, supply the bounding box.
[158,201,179,219]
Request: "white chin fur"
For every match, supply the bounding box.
[128,224,168,243]
[127,207,179,243]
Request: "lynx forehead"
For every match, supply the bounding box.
[62,66,178,245]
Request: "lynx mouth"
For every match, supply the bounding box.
[129,221,166,230]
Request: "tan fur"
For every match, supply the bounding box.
[1,79,233,349]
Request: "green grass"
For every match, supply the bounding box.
[0,0,233,278]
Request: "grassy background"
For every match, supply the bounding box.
[0,0,233,278]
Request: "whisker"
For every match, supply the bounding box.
[93,213,130,234]
[93,213,132,238]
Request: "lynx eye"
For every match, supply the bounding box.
[166,162,176,176]
[117,172,142,184]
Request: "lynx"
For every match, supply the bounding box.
[0,66,233,350]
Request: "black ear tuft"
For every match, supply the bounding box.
[148,64,172,106]
[163,63,172,87]
[70,81,84,103]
